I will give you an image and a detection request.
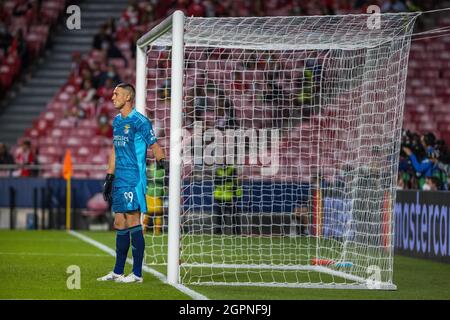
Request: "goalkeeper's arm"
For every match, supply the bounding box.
[107,146,115,175]
[103,146,115,202]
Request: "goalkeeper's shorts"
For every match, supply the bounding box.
[111,186,142,213]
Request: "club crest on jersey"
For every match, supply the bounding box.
[124,124,130,134]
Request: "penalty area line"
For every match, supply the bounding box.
[68,230,208,300]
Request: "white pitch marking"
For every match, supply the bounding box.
[68,231,208,300]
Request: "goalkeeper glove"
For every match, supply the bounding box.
[103,173,114,202]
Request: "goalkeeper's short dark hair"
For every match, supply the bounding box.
[116,83,135,101]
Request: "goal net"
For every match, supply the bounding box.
[137,11,419,289]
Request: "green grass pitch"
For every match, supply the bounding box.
[0,230,449,300]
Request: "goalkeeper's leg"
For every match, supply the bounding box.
[113,213,129,275]
[98,213,129,281]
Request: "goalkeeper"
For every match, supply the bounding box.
[97,83,165,283]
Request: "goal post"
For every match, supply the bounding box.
[136,10,420,289]
[136,10,185,284]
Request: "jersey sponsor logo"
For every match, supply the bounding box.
[114,135,129,147]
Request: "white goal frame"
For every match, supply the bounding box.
[136,10,419,290]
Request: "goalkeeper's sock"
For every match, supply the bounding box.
[130,225,145,278]
[113,229,130,275]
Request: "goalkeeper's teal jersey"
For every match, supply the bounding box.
[112,108,157,213]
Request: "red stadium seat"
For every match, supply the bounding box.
[26,128,40,139]
[39,145,60,157]
[39,136,59,147]
[56,91,72,102]
[65,136,82,147]
[72,171,89,179]
[90,136,110,147]
[37,154,59,165]
[92,153,107,164]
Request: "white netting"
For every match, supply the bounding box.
[142,12,419,289]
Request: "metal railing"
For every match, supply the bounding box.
[0,164,108,177]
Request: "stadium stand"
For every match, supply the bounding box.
[0,0,449,188]
[0,0,59,95]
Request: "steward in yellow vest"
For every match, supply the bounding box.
[143,161,167,234]
[213,165,242,235]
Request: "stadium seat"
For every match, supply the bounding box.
[65,136,82,147]
[39,145,60,157]
[92,153,108,164]
[39,136,59,147]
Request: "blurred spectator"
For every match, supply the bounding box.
[322,0,336,15]
[139,1,155,25]
[423,176,440,191]
[232,71,246,92]
[104,18,117,38]
[92,24,111,51]
[430,146,450,190]
[65,96,87,121]
[188,0,206,16]
[0,0,10,23]
[9,29,29,69]
[405,0,421,11]
[431,155,450,176]
[203,0,217,17]
[397,173,405,190]
[402,132,438,188]
[0,21,12,56]
[12,0,32,18]
[216,96,236,130]
[193,87,207,121]
[293,204,310,235]
[90,60,103,88]
[104,38,127,66]
[381,0,407,12]
[0,142,14,164]
[97,77,115,102]
[70,51,89,79]
[211,0,227,16]
[129,31,140,59]
[97,64,121,88]
[77,79,97,103]
[421,132,436,157]
[0,142,14,177]
[400,130,450,190]
[96,113,113,138]
[13,139,34,177]
[147,109,164,138]
[121,0,140,27]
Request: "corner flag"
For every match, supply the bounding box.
[63,150,73,180]
[63,150,72,230]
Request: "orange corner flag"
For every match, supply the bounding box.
[62,150,73,180]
